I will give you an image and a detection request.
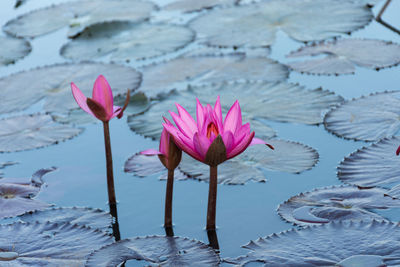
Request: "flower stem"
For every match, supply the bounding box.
[207,165,218,230]
[164,169,174,233]
[109,202,121,241]
[207,229,220,251]
[103,121,117,206]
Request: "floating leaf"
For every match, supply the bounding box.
[163,0,236,13]
[86,236,220,267]
[278,185,400,226]
[227,220,400,266]
[0,114,82,152]
[0,183,50,219]
[0,161,18,178]
[61,22,195,62]
[138,55,288,98]
[19,207,112,233]
[179,140,318,185]
[129,81,342,139]
[189,0,372,48]
[287,39,400,75]
[0,167,56,187]
[0,62,141,115]
[338,136,400,197]
[4,0,156,38]
[0,36,31,66]
[0,221,113,266]
[324,91,400,141]
[124,153,189,181]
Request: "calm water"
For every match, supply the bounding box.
[0,0,400,265]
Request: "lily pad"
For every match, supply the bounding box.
[0,62,141,115]
[287,39,400,75]
[179,140,318,185]
[138,55,289,98]
[324,91,400,141]
[278,185,400,226]
[0,221,113,266]
[189,0,372,48]
[0,183,50,219]
[226,220,400,266]
[61,22,195,62]
[0,36,31,66]
[4,0,156,38]
[86,235,220,267]
[0,162,18,178]
[338,136,400,197]
[128,81,342,139]
[0,114,82,152]
[19,207,112,233]
[124,153,189,181]
[0,167,56,187]
[163,0,236,13]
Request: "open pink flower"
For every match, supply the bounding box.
[71,75,129,122]
[162,96,273,166]
[141,118,182,170]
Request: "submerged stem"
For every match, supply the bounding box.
[206,165,218,230]
[103,122,117,206]
[164,169,174,232]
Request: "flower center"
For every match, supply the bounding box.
[206,122,219,139]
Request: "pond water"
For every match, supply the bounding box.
[0,0,400,266]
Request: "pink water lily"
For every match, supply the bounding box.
[163,96,273,166]
[71,75,129,122]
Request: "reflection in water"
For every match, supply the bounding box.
[376,0,400,35]
[109,202,121,241]
[207,229,220,251]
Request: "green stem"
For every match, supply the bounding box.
[103,121,117,206]
[164,169,174,231]
[206,165,218,230]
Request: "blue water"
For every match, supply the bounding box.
[0,0,400,264]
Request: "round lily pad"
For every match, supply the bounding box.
[189,0,372,48]
[179,140,318,185]
[138,55,289,98]
[61,22,195,62]
[19,207,112,233]
[0,183,50,219]
[86,235,220,267]
[0,36,31,66]
[227,220,400,266]
[324,91,400,141]
[0,162,18,178]
[163,0,236,13]
[287,39,400,75]
[338,136,400,197]
[278,185,400,226]
[0,221,113,266]
[0,62,141,115]
[0,167,56,188]
[4,0,156,38]
[0,114,82,153]
[128,81,342,139]
[124,153,189,181]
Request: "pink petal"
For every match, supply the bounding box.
[214,96,223,125]
[227,131,255,159]
[176,103,197,134]
[92,75,114,117]
[141,149,163,155]
[71,82,95,117]
[222,130,234,153]
[110,106,123,120]
[396,145,400,156]
[169,110,195,138]
[196,98,205,131]
[250,137,266,145]
[233,123,251,146]
[224,101,243,134]
[159,128,170,155]
[193,132,211,160]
